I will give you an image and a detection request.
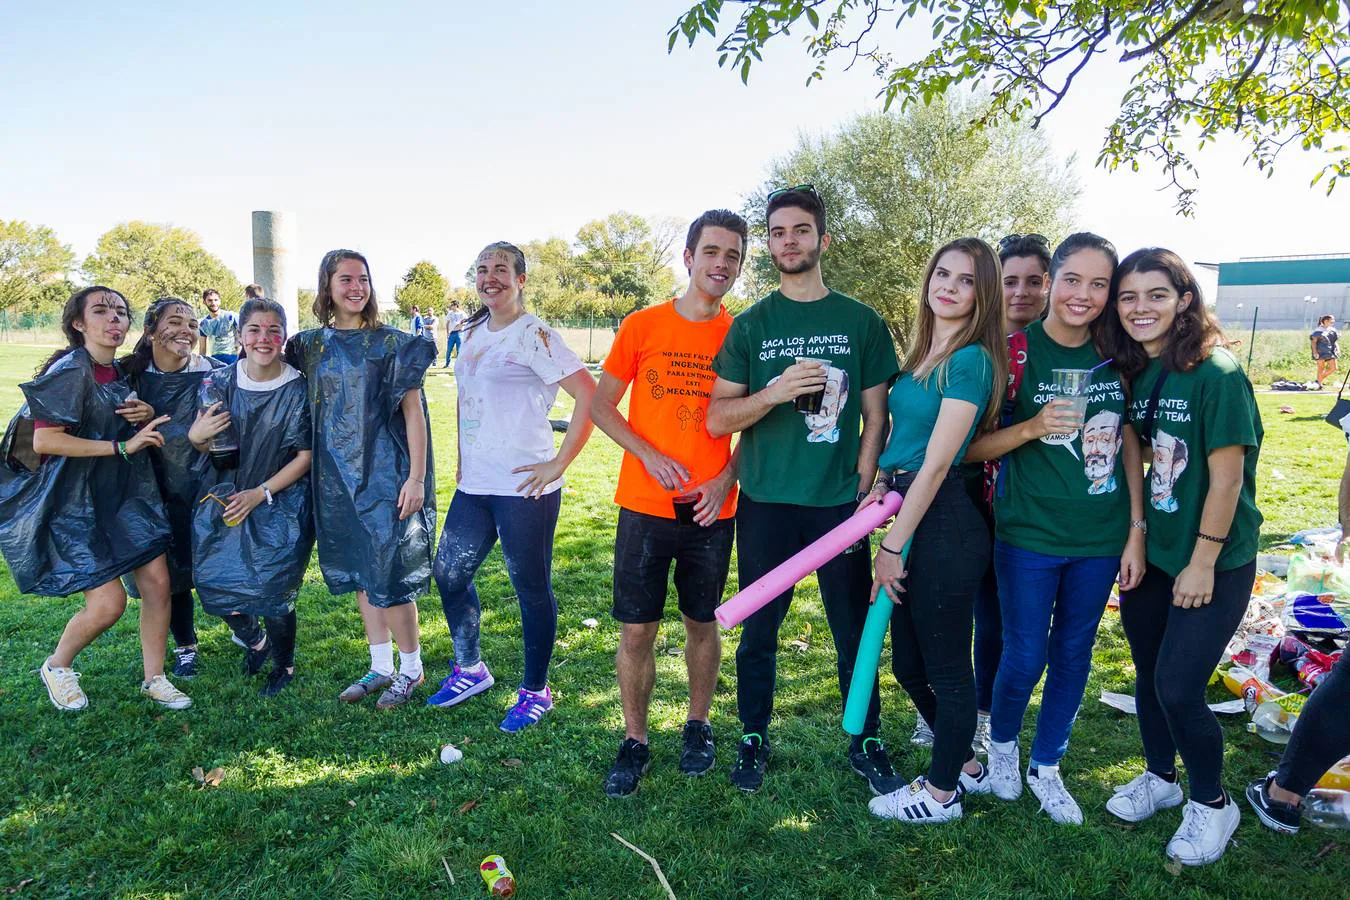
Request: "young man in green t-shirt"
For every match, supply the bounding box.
[708,186,901,795]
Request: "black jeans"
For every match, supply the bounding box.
[1277,651,1350,795]
[1119,561,1255,802]
[169,590,197,648]
[888,470,989,792]
[734,494,879,746]
[223,611,298,670]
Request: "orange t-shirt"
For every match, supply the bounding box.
[603,300,738,520]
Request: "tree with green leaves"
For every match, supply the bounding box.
[0,219,77,318]
[393,260,449,316]
[744,96,1078,345]
[669,0,1350,213]
[575,211,678,316]
[83,221,243,309]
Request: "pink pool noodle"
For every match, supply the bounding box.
[714,491,903,629]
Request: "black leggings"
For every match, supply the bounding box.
[169,590,197,648]
[1277,651,1350,796]
[1119,561,1255,802]
[222,612,298,670]
[889,471,989,793]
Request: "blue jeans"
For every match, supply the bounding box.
[443,332,461,366]
[432,489,562,691]
[989,540,1118,767]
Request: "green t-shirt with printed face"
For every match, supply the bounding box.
[878,345,994,473]
[1127,349,1263,577]
[712,290,899,507]
[994,321,1130,557]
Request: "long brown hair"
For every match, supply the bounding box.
[36,286,133,377]
[1096,247,1224,382]
[902,237,1008,432]
[313,249,381,329]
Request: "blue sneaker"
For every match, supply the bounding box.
[426,662,495,708]
[499,685,553,733]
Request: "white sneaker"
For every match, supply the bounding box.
[910,717,934,747]
[987,739,1022,800]
[972,712,991,753]
[1167,797,1239,866]
[141,674,193,710]
[869,777,963,823]
[1106,770,1184,823]
[958,762,992,795]
[39,658,87,711]
[1027,765,1083,825]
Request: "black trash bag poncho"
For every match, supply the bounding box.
[123,358,223,598]
[286,326,435,608]
[191,364,315,618]
[0,349,170,596]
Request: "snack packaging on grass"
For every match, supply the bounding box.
[190,365,314,617]
[121,359,223,598]
[285,327,436,607]
[0,349,169,595]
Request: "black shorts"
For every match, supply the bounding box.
[611,507,734,624]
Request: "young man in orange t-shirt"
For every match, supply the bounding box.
[591,209,747,798]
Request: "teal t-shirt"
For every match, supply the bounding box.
[712,290,899,506]
[878,344,994,473]
[994,320,1131,557]
[1127,349,1263,577]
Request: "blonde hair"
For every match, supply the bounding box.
[902,237,1008,433]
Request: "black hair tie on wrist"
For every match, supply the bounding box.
[1195,531,1231,545]
[878,543,905,556]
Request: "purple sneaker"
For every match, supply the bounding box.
[426,662,495,708]
[499,686,553,733]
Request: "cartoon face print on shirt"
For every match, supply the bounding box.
[762,365,850,445]
[1082,409,1122,495]
[1150,428,1187,513]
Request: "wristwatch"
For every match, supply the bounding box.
[1130,518,1147,534]
[262,485,274,506]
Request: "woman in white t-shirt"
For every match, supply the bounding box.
[426,241,596,733]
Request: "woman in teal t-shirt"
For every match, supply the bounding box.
[862,237,1005,825]
[1096,247,1263,868]
[964,233,1146,825]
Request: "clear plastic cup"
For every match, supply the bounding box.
[1051,368,1092,420]
[793,358,832,413]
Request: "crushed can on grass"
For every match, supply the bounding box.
[480,855,516,897]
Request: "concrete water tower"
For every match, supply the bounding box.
[251,211,298,331]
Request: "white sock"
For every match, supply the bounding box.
[991,739,1017,754]
[398,646,423,680]
[462,660,487,675]
[369,641,395,676]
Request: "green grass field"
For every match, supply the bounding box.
[0,342,1345,898]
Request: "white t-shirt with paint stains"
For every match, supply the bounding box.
[454,312,585,496]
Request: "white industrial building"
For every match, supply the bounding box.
[1200,253,1350,331]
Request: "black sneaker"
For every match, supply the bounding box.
[259,668,294,698]
[850,736,904,796]
[1246,774,1301,834]
[243,638,270,677]
[172,646,198,679]
[679,721,716,776]
[603,738,651,798]
[730,733,769,793]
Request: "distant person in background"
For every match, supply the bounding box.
[244,284,265,301]
[444,301,467,367]
[422,307,439,360]
[1310,314,1338,389]
[410,306,424,338]
[198,289,240,365]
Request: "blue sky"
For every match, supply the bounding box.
[1,1,1344,300]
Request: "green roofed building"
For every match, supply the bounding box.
[1197,253,1350,331]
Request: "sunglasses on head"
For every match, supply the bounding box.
[766,183,818,202]
[998,233,1051,253]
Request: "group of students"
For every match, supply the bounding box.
[410,301,468,367]
[3,186,1327,869]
